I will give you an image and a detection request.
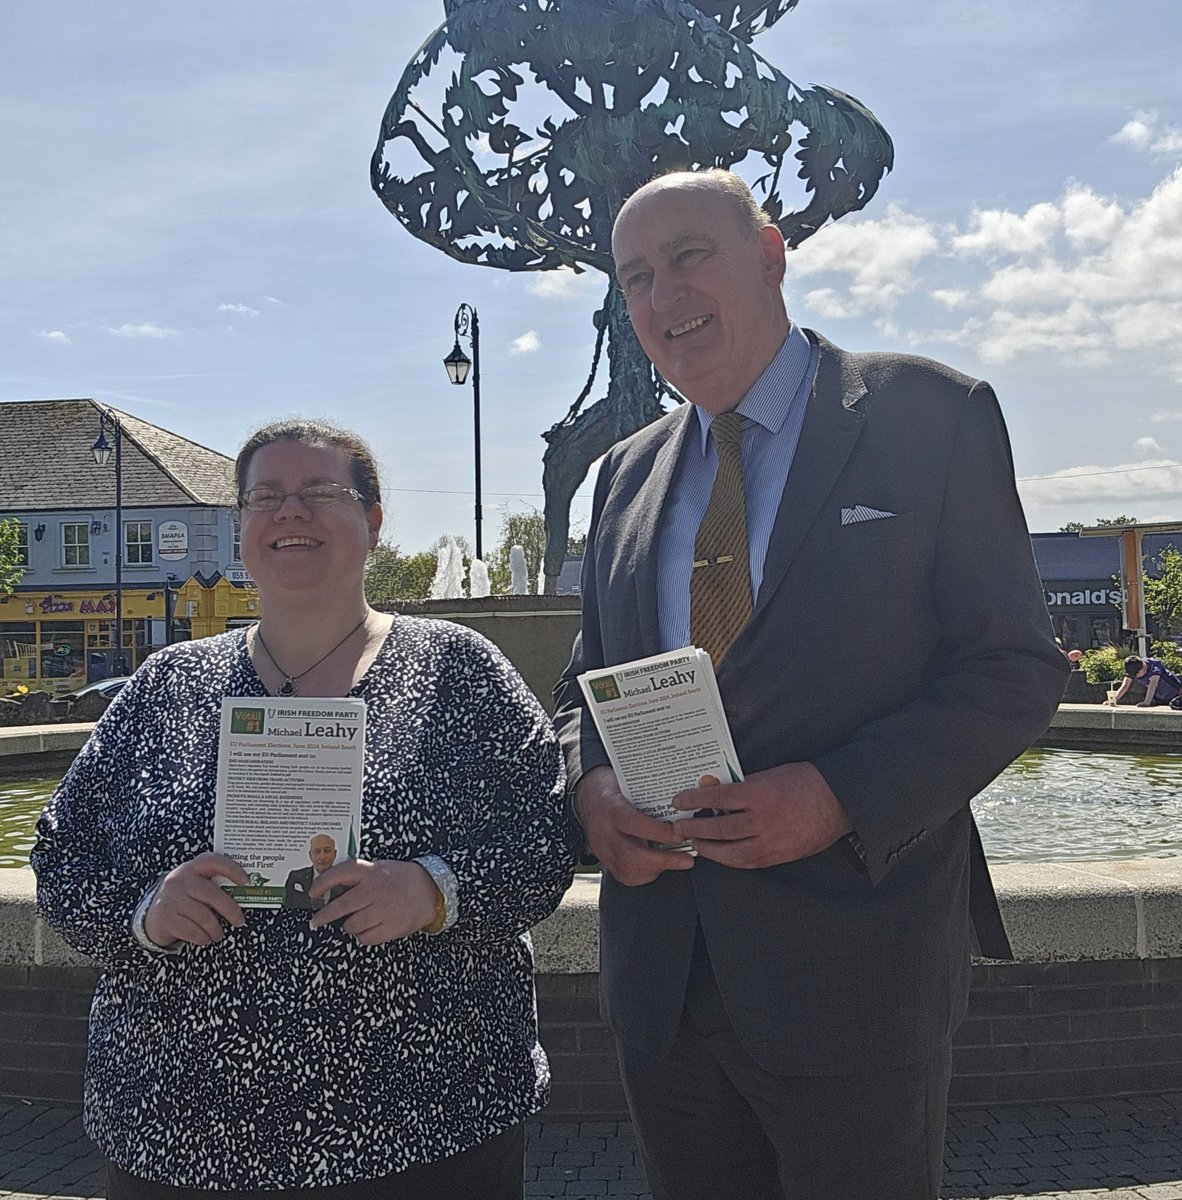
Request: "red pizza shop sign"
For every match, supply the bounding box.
[38,597,117,615]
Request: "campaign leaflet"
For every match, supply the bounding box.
[577,648,743,851]
[213,697,365,908]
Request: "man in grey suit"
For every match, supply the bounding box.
[554,170,1067,1200]
[284,833,341,911]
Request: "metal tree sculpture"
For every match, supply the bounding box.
[372,0,893,588]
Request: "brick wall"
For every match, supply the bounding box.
[0,965,98,1104]
[537,975,626,1123]
[951,958,1182,1106]
[3,961,1180,1111]
[536,962,1182,1122]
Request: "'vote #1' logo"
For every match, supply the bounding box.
[588,676,622,703]
[230,707,265,734]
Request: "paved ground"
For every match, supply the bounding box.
[2,1093,1180,1199]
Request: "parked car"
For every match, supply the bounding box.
[44,676,131,722]
[66,676,131,702]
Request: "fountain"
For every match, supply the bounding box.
[468,558,491,599]
[509,546,528,596]
[429,536,465,599]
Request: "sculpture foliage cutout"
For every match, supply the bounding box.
[372,0,893,582]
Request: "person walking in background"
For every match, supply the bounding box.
[34,417,573,1198]
[554,170,1067,1200]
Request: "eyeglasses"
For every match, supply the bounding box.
[238,483,366,513]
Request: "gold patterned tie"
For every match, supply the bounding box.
[690,411,752,665]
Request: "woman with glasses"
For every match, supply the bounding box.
[33,418,574,1199]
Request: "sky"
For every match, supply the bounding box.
[3,0,1181,554]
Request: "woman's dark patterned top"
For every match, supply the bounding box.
[32,618,574,1189]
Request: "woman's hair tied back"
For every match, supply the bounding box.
[234,418,381,508]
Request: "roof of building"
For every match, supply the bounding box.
[0,399,236,511]
[1031,531,1179,581]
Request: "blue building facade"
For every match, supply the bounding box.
[1,400,256,694]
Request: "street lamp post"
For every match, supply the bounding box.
[164,573,177,646]
[150,576,177,646]
[442,303,483,561]
[91,408,124,673]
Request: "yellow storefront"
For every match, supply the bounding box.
[1,578,259,696]
[176,575,260,640]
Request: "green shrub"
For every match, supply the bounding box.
[1150,640,1182,674]
[1082,640,1182,683]
[1080,645,1126,684]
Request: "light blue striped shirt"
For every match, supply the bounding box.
[657,323,818,652]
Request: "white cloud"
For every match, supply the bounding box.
[108,322,179,339]
[1061,188,1124,247]
[1112,115,1154,150]
[36,329,69,344]
[977,262,1078,308]
[1019,460,1182,508]
[956,302,1107,366]
[1105,300,1182,354]
[801,287,862,320]
[947,170,1182,379]
[931,289,969,309]
[1150,411,1182,422]
[217,302,259,317]
[264,296,284,305]
[1136,437,1164,454]
[788,204,939,315]
[779,163,1182,387]
[952,202,1061,256]
[1111,110,1182,157]
[510,330,540,354]
[526,266,597,300]
[968,175,1182,318]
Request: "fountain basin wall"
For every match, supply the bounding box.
[2,865,1180,1116]
[1,603,1178,1114]
[1046,703,1182,751]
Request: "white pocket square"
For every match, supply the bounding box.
[841,506,897,526]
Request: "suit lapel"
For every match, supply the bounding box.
[755,336,869,613]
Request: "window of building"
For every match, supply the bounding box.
[9,521,29,567]
[41,621,85,682]
[126,520,154,565]
[232,515,242,563]
[1,622,37,684]
[62,523,90,567]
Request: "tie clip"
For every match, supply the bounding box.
[693,554,735,569]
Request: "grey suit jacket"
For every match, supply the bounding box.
[283,866,345,910]
[554,332,1068,1075]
